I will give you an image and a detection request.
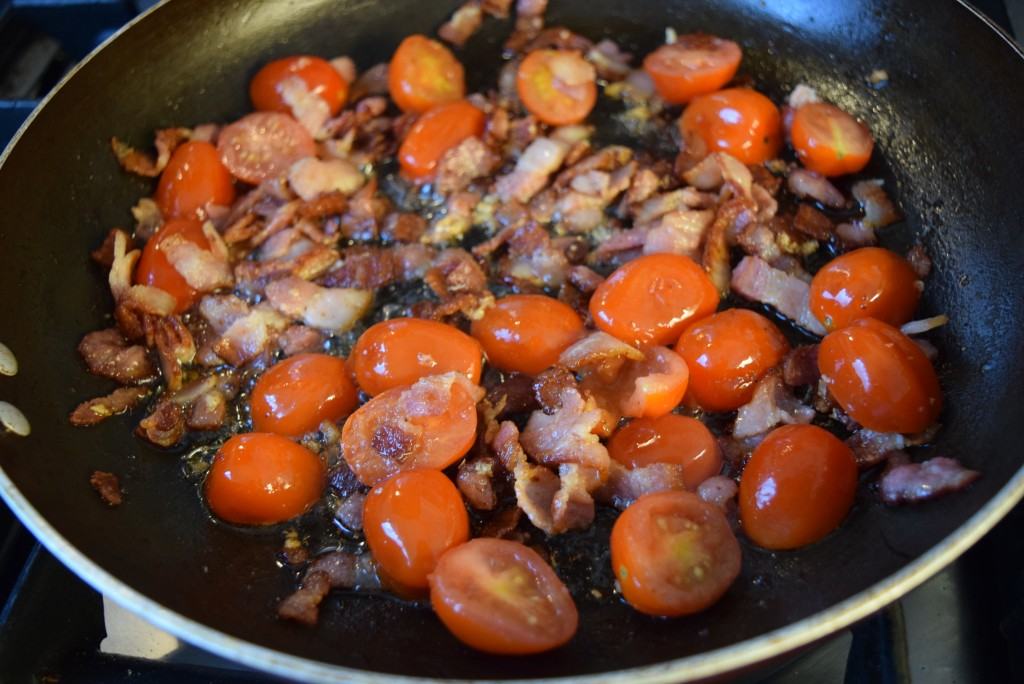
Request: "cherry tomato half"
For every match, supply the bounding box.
[341,373,482,486]
[739,424,858,550]
[429,538,578,654]
[791,102,874,177]
[643,34,742,105]
[676,309,790,412]
[364,469,469,591]
[134,218,210,313]
[680,88,782,165]
[205,433,325,525]
[809,247,921,331]
[349,318,482,397]
[250,55,349,116]
[590,253,720,347]
[818,317,942,434]
[217,111,317,185]
[155,141,236,220]
[470,294,584,376]
[609,414,722,490]
[399,100,486,180]
[250,354,358,437]
[389,35,465,114]
[611,490,741,617]
[516,49,597,126]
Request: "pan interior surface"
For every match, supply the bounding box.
[1,0,1023,679]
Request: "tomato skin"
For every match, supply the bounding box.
[590,254,720,347]
[739,424,858,549]
[349,318,482,397]
[470,295,584,376]
[809,247,921,331]
[611,491,741,617]
[389,35,465,113]
[250,354,357,437]
[818,318,941,433]
[363,469,469,590]
[217,111,317,185]
[643,34,743,105]
[134,218,210,313]
[676,309,790,412]
[429,538,578,654]
[250,55,348,116]
[791,102,874,177]
[679,88,783,164]
[155,141,236,220]
[398,100,486,180]
[516,49,598,126]
[205,433,325,525]
[608,414,722,490]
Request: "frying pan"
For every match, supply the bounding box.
[1,0,1023,681]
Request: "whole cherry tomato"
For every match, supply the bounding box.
[608,414,722,490]
[809,247,921,331]
[791,102,874,177]
[250,353,358,437]
[471,294,584,376]
[134,218,210,313]
[680,88,782,164]
[155,141,235,220]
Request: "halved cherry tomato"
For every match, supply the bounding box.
[679,88,782,164]
[134,218,210,313]
[363,469,469,591]
[155,141,236,220]
[791,102,874,177]
[398,100,486,180]
[429,538,578,654]
[250,353,358,437]
[341,373,482,486]
[217,112,317,185]
[809,247,921,331]
[388,35,465,113]
[250,55,349,116]
[611,490,741,617]
[590,253,720,347]
[739,424,858,549]
[470,294,584,376]
[676,309,790,412]
[205,433,325,525]
[609,414,722,490]
[349,318,482,397]
[642,34,742,105]
[818,317,941,433]
[516,49,597,126]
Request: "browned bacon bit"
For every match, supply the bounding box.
[879,456,979,505]
[703,198,748,296]
[787,169,845,208]
[278,325,326,357]
[835,220,877,247]
[278,552,381,626]
[567,264,603,294]
[792,203,834,240]
[339,178,391,241]
[78,329,156,385]
[532,366,578,414]
[348,63,389,102]
[211,303,291,366]
[333,491,367,533]
[481,0,512,17]
[551,464,596,532]
[70,386,150,427]
[521,386,609,473]
[457,457,498,510]
[381,212,427,243]
[480,222,571,288]
[684,152,753,197]
[478,507,523,540]
[110,127,190,177]
[782,344,820,387]
[586,39,632,81]
[906,243,932,279]
[512,461,561,533]
[295,191,348,222]
[91,228,133,268]
[485,373,539,418]
[436,137,500,194]
[427,248,490,297]
[137,400,186,448]
[496,137,570,204]
[642,208,714,260]
[438,1,484,47]
[731,255,827,335]
[322,245,406,290]
[733,371,815,439]
[718,434,765,470]
[90,471,123,507]
[595,461,687,509]
[846,429,907,469]
[281,529,310,566]
[153,316,196,392]
[697,476,738,511]
[132,197,163,241]
[852,179,901,229]
[491,419,529,471]
[558,331,643,380]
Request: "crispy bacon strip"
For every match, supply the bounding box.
[110,127,190,177]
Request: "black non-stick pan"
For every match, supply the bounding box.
[1,0,1023,681]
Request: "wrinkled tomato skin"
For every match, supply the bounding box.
[134,218,209,314]
[809,247,921,331]
[250,353,358,437]
[609,414,722,490]
[471,294,584,375]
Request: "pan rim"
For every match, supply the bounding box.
[1,0,1023,681]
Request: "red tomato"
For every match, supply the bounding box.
[363,469,469,591]
[205,433,325,525]
[590,254,720,347]
[341,373,482,486]
[217,112,317,185]
[611,491,741,617]
[679,88,783,164]
[470,295,584,376]
[250,55,349,116]
[388,35,465,113]
[398,100,486,180]
[429,538,578,654]
[643,34,743,105]
[676,309,790,412]
[250,354,358,437]
[608,414,722,490]
[739,424,858,549]
[516,49,597,126]
[818,318,942,433]
[791,102,874,177]
[349,318,482,397]
[134,218,210,313]
[809,247,921,331]
[155,141,235,220]
[619,346,690,419]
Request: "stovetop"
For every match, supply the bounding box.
[1,1,1023,682]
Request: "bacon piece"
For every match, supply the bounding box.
[731,256,827,335]
[439,1,484,46]
[835,220,877,247]
[491,420,529,471]
[551,464,596,532]
[531,366,578,414]
[279,76,332,138]
[425,190,481,244]
[595,461,687,509]
[703,198,750,296]
[478,222,571,288]
[187,388,228,431]
[153,316,196,392]
[846,429,906,469]
[520,386,609,474]
[91,228,133,268]
[901,314,948,337]
[482,0,513,17]
[278,552,380,625]
[90,471,124,507]
[322,244,433,289]
[642,209,714,260]
[782,344,820,387]
[787,169,845,208]
[70,386,150,427]
[697,475,738,510]
[380,212,427,243]
[110,127,190,177]
[265,277,372,333]
[879,456,979,505]
[733,371,815,438]
[277,325,326,357]
[333,491,366,533]
[348,62,389,102]
[131,197,163,241]
[683,152,753,197]
[792,203,834,239]
[496,137,570,204]
[567,265,603,293]
[558,331,643,378]
[137,400,186,447]
[78,329,155,384]
[161,229,233,293]
[287,158,364,201]
[585,39,632,81]
[457,457,498,510]
[906,243,932,279]
[436,137,500,194]
[213,303,291,366]
[633,187,712,223]
[512,460,561,532]
[853,179,901,229]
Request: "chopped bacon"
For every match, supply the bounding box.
[211,303,291,366]
[835,220,877,247]
[496,137,570,204]
[278,552,380,625]
[457,457,498,510]
[703,198,750,296]
[491,419,529,471]
[782,344,820,387]
[567,264,603,293]
[288,158,364,202]
[277,325,326,357]
[333,491,366,533]
[478,507,523,540]
[436,137,500,194]
[634,188,711,224]
[906,243,932,279]
[853,179,901,229]
[265,277,372,333]
[478,222,571,288]
[137,400,186,447]
[425,190,481,244]
[697,475,738,510]
[70,386,150,427]
[162,228,234,293]
[731,255,826,335]
[733,371,815,438]
[131,197,163,241]
[153,315,196,392]
[550,464,596,532]
[481,0,513,16]
[595,461,687,509]
[532,366,578,414]
[381,212,428,243]
[348,62,389,102]
[683,152,753,197]
[439,1,484,47]
[586,39,632,81]
[520,386,609,474]
[78,329,155,385]
[558,331,643,378]
[321,244,432,290]
[901,314,948,336]
[90,471,124,507]
[847,429,906,469]
[485,373,539,418]
[787,83,821,110]
[642,209,714,260]
[279,76,332,138]
[91,228,133,268]
[787,169,845,208]
[879,456,979,505]
[512,460,561,532]
[110,127,190,177]
[792,203,834,240]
